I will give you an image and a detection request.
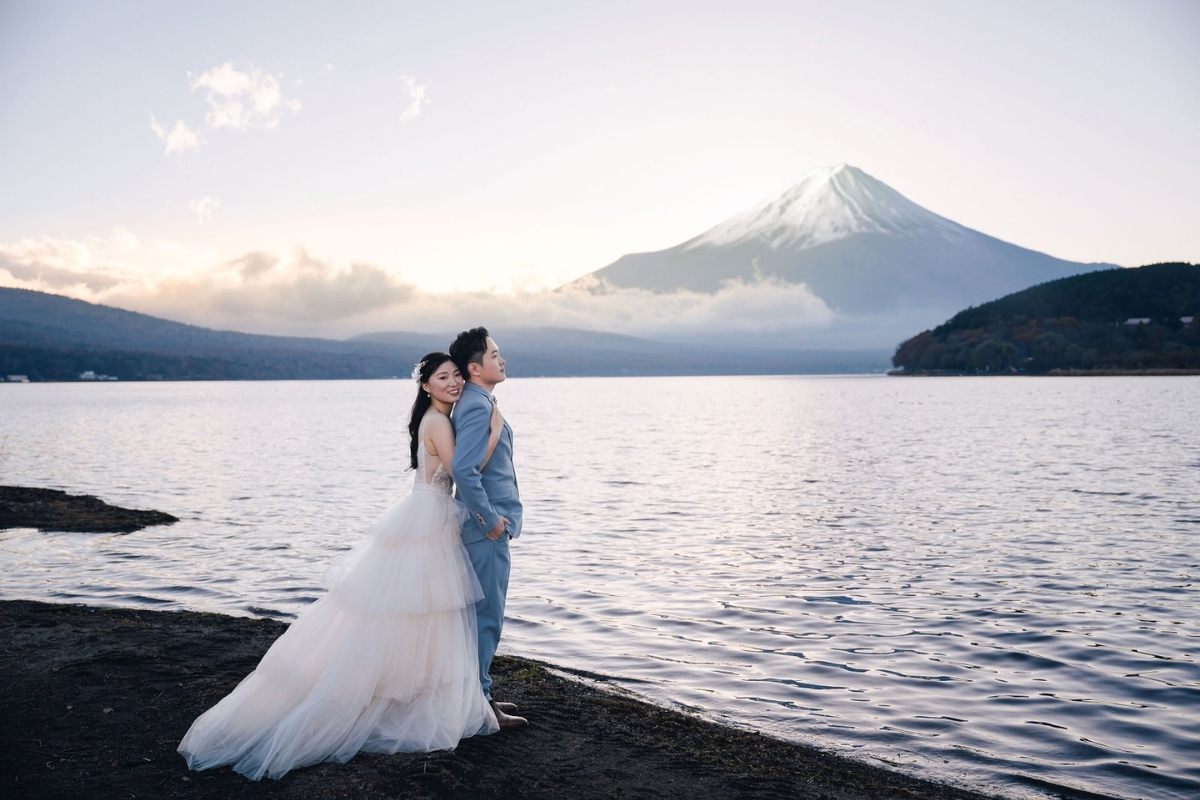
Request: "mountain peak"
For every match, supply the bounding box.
[575,165,1114,343]
[684,164,964,251]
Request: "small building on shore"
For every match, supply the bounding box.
[4,375,30,383]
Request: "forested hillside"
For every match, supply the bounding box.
[892,263,1200,374]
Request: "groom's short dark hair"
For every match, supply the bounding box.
[449,326,490,377]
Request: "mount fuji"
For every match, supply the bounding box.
[573,165,1117,347]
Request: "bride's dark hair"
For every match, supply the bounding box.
[408,351,455,470]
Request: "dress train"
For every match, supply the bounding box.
[178,423,497,780]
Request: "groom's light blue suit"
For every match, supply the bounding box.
[451,381,522,701]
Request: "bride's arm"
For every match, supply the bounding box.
[480,403,503,470]
[424,413,458,474]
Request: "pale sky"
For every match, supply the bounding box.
[1,0,1197,337]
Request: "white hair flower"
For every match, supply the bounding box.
[410,362,422,381]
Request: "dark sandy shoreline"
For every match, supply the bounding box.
[0,599,1007,800]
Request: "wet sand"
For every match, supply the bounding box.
[0,599,1002,800]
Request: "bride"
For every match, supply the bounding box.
[178,352,502,780]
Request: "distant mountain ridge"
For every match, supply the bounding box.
[575,165,1118,345]
[0,287,442,358]
[0,288,891,380]
[0,287,437,380]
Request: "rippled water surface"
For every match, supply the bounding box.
[2,376,1197,799]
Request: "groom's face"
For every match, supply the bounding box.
[473,337,506,386]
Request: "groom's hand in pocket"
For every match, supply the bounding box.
[486,517,511,541]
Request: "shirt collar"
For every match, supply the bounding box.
[463,382,492,401]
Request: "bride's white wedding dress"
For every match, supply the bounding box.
[178,416,498,780]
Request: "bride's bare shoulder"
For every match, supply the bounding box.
[422,410,452,433]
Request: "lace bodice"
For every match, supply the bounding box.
[414,414,453,496]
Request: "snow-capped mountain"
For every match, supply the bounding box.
[574,165,1116,345]
[685,164,965,251]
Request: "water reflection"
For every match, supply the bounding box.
[1,376,1197,799]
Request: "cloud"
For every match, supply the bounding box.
[0,235,413,331]
[150,116,202,154]
[0,238,120,292]
[399,75,428,124]
[0,233,219,300]
[112,227,141,253]
[0,233,836,341]
[190,62,302,131]
[232,251,275,280]
[129,269,834,341]
[135,250,417,327]
[189,197,221,225]
[365,275,835,341]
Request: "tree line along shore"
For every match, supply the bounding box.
[891,262,1200,375]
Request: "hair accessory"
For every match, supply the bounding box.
[411,362,422,381]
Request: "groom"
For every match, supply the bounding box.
[449,327,528,730]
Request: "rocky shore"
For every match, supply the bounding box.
[0,600,1002,800]
[0,486,178,533]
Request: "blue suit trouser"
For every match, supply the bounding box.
[465,534,510,701]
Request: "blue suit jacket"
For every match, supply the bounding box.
[451,382,522,544]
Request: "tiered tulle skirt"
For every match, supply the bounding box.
[178,488,498,780]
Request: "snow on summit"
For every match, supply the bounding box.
[685,164,965,251]
[575,164,1115,346]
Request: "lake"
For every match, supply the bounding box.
[1,376,1197,799]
